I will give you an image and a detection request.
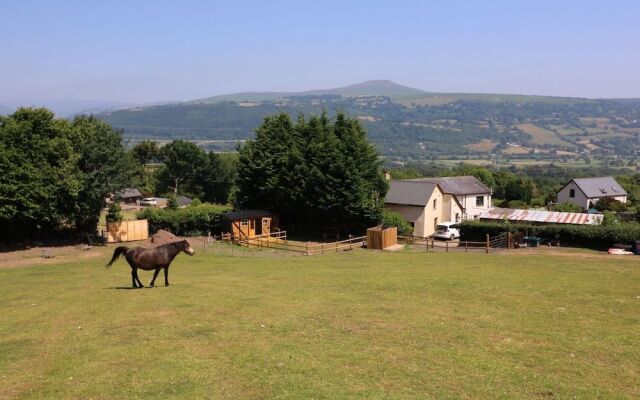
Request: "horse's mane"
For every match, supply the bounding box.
[154,240,187,249]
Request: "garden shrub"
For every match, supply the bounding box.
[137,203,232,236]
[458,220,640,249]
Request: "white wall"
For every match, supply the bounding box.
[458,193,492,220]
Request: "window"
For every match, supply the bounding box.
[433,199,437,210]
[240,219,248,227]
[433,217,438,229]
[569,189,575,198]
[455,213,460,222]
[475,196,484,207]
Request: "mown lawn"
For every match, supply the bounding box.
[0,247,639,399]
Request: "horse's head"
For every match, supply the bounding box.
[181,240,195,256]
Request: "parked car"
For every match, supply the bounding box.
[139,197,158,207]
[434,222,460,240]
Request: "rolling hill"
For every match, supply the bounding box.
[96,80,640,159]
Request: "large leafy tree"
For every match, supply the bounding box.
[70,116,137,234]
[0,108,79,240]
[156,140,208,196]
[235,112,387,234]
[0,109,134,241]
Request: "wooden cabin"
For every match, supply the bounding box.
[222,210,276,239]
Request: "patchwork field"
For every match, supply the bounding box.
[516,123,573,147]
[1,245,639,399]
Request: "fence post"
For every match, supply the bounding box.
[426,238,429,252]
[465,241,468,252]
[507,232,512,250]
[321,243,324,255]
[306,242,309,256]
[486,234,490,254]
[335,240,338,253]
[446,241,449,253]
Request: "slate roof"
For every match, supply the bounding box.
[116,188,142,199]
[405,176,491,195]
[385,181,439,206]
[223,210,273,220]
[570,177,627,198]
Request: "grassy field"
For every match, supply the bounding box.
[1,246,639,399]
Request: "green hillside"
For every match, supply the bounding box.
[97,81,640,159]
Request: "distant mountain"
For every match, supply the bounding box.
[97,79,640,159]
[189,80,429,104]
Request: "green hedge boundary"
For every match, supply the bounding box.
[137,204,232,236]
[458,220,640,249]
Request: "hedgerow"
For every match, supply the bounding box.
[137,203,232,236]
[458,220,640,248]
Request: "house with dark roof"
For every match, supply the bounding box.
[385,181,463,237]
[557,176,627,210]
[395,176,492,220]
[115,188,142,204]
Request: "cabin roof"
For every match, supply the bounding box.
[222,209,272,220]
[116,188,142,199]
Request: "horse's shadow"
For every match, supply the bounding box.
[105,286,169,290]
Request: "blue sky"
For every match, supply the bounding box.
[2,0,639,102]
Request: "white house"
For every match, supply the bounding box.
[385,181,463,237]
[557,176,627,210]
[405,176,492,220]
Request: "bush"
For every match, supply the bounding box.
[137,203,232,236]
[458,220,640,249]
[549,202,583,213]
[379,210,413,236]
[105,201,123,223]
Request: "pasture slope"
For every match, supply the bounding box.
[0,246,638,399]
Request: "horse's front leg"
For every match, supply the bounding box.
[150,267,161,288]
[163,265,170,287]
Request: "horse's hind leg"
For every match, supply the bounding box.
[133,267,144,288]
[163,266,170,287]
[150,267,161,288]
[131,269,137,289]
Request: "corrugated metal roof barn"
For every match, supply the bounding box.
[479,207,602,225]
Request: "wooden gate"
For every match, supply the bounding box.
[105,219,149,243]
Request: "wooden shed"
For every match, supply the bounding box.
[222,210,276,239]
[367,226,398,250]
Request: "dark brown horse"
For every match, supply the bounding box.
[106,240,195,288]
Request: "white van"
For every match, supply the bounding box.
[434,222,461,240]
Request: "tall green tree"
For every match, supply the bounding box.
[70,116,137,234]
[235,112,387,234]
[156,140,208,196]
[0,109,134,241]
[131,140,159,165]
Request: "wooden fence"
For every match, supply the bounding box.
[223,231,366,255]
[398,233,511,253]
[105,219,149,243]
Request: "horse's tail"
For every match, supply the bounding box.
[106,246,128,268]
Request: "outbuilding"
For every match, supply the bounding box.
[222,210,276,239]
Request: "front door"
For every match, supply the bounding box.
[262,217,271,235]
